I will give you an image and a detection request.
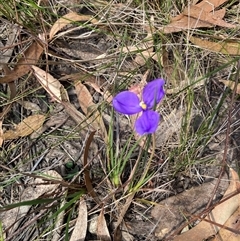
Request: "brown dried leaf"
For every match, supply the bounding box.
[161,8,225,33]
[171,0,228,22]
[32,65,64,102]
[85,81,113,104]
[189,36,240,55]
[219,79,240,93]
[75,82,93,115]
[3,114,45,140]
[70,198,87,241]
[49,12,98,40]
[0,41,43,83]
[183,6,235,28]
[97,208,111,241]
[160,0,235,34]
[196,0,229,13]
[74,81,107,138]
[212,206,240,241]
[16,114,45,137]
[161,17,213,33]
[151,172,228,239]
[173,168,240,241]
[2,129,19,140]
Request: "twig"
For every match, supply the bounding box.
[206,59,240,209]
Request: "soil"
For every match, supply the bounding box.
[1,1,240,241]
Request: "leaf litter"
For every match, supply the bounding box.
[0,170,62,239]
[0,0,240,240]
[70,198,88,241]
[31,65,64,102]
[160,0,236,33]
[2,114,45,140]
[49,12,99,41]
[189,36,240,55]
[172,168,240,241]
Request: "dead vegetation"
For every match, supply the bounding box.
[0,0,240,240]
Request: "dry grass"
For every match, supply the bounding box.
[0,0,240,240]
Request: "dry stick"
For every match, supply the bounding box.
[61,101,95,132]
[192,213,240,235]
[5,212,43,241]
[83,131,101,205]
[113,192,135,241]
[5,197,61,240]
[167,60,240,240]
[206,60,240,210]
[166,189,240,240]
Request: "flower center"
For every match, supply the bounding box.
[140,101,147,110]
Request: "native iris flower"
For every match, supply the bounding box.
[113,79,165,135]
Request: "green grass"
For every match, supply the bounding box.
[0,0,239,239]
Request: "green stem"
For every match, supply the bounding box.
[133,133,156,191]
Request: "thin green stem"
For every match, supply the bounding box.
[132,133,155,191]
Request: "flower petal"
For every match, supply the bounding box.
[142,79,165,109]
[112,91,142,115]
[135,110,160,135]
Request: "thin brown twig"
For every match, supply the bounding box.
[167,60,240,240]
[166,188,240,240]
[206,59,240,210]
[83,131,101,204]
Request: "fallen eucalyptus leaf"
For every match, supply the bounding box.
[190,36,240,55]
[49,12,98,40]
[159,0,235,34]
[97,208,111,241]
[211,206,240,241]
[17,100,41,112]
[173,168,240,241]
[183,6,235,28]
[32,65,65,102]
[74,81,107,139]
[0,41,43,84]
[70,198,87,241]
[197,0,229,12]
[3,114,45,140]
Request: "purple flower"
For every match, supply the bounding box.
[112,79,165,135]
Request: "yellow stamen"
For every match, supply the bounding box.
[140,101,147,110]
